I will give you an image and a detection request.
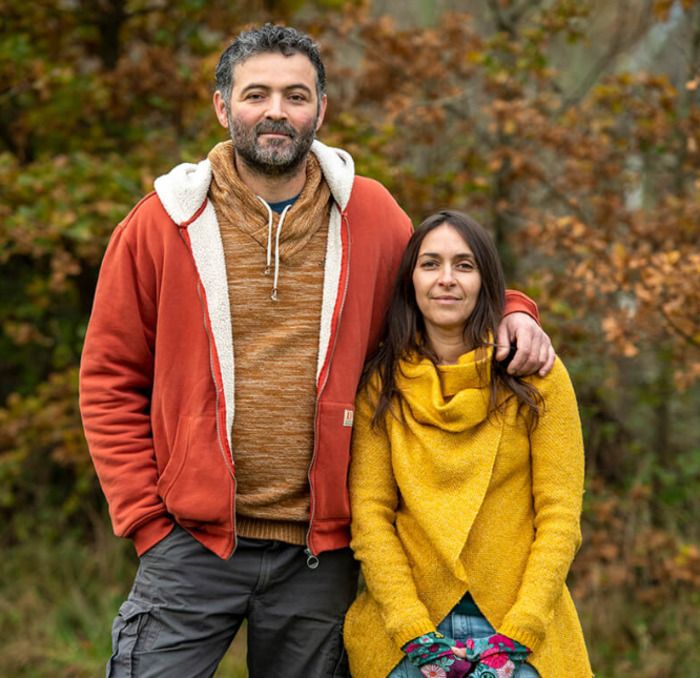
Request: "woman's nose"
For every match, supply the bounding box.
[438,266,456,286]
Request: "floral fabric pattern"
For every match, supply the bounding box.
[466,633,530,677]
[403,631,474,678]
[403,631,530,678]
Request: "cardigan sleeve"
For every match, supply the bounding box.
[497,358,585,651]
[349,385,437,648]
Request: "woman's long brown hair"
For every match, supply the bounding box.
[361,210,542,429]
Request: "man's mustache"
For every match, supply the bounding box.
[255,121,296,137]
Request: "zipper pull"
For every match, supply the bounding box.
[304,548,320,570]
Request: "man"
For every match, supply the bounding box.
[80,24,553,678]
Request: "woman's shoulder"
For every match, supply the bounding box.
[524,355,577,400]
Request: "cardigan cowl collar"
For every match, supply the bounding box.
[395,347,493,432]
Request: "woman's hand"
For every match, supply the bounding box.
[495,312,555,377]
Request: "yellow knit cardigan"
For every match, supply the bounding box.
[344,349,592,678]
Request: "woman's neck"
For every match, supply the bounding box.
[424,328,473,365]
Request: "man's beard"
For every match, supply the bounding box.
[227,112,317,177]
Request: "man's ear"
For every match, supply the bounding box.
[315,94,328,132]
[213,91,229,129]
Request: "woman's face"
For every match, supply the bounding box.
[411,223,482,339]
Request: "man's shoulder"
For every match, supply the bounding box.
[346,175,412,242]
[117,154,212,235]
[117,191,173,235]
[351,174,396,200]
[349,175,408,217]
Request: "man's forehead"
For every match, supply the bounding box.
[232,51,317,88]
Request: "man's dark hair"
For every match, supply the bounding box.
[215,24,326,109]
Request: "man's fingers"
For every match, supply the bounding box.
[495,323,511,361]
[506,329,534,374]
[539,343,556,377]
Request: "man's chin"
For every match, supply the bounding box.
[240,153,304,177]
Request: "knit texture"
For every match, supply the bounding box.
[344,350,592,678]
[207,141,332,545]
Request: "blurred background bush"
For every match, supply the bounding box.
[1,0,698,675]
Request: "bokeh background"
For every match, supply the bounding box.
[1,1,699,676]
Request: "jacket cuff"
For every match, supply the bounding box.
[131,515,176,556]
[496,619,544,654]
[504,290,540,325]
[391,618,438,651]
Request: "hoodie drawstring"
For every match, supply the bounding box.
[256,197,292,301]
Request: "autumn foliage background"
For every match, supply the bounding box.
[1,1,699,676]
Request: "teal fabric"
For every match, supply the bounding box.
[453,592,480,616]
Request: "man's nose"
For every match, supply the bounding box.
[265,94,287,119]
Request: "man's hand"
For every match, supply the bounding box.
[495,311,555,377]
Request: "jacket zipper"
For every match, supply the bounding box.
[304,207,352,566]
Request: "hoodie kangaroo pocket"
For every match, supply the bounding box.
[157,415,232,528]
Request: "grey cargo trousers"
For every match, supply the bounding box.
[107,525,358,677]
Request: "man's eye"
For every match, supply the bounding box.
[289,94,307,102]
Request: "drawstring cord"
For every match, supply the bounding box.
[256,197,292,301]
[258,196,273,276]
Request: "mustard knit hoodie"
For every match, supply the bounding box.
[344,349,592,678]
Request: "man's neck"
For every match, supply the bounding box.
[234,152,308,203]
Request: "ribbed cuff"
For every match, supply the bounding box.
[236,516,308,546]
[503,289,540,324]
[392,618,438,650]
[497,620,542,653]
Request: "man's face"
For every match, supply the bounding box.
[213,51,327,177]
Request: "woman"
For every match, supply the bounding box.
[344,211,591,678]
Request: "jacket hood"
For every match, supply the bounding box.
[154,139,355,225]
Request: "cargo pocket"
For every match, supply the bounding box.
[106,599,160,677]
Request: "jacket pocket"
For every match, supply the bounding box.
[312,401,355,521]
[156,415,232,529]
